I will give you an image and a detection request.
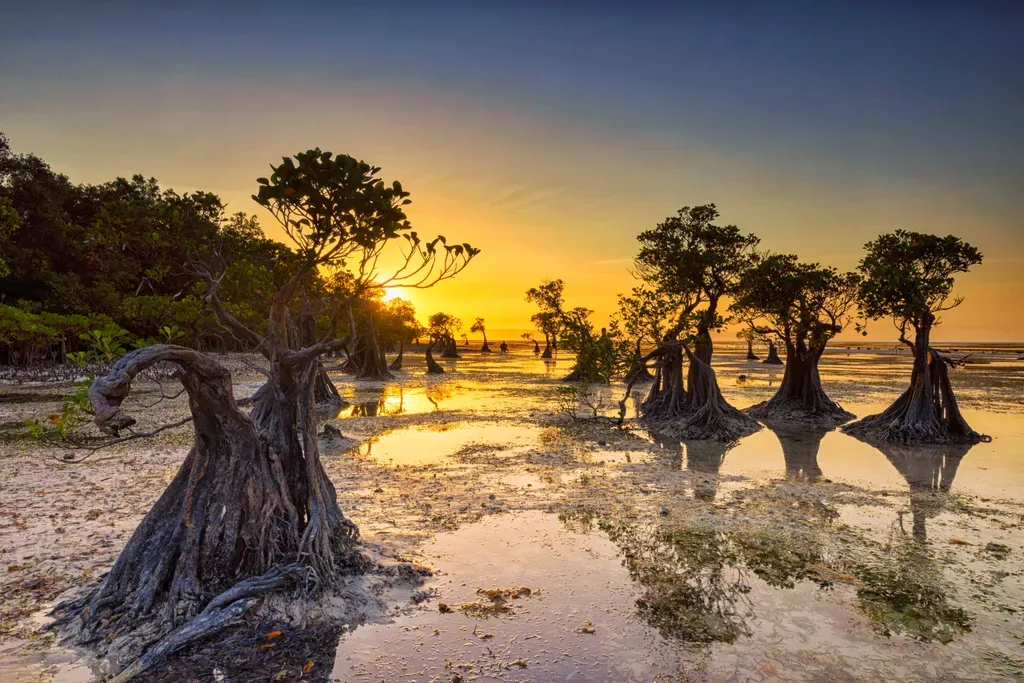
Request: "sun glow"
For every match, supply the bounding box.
[381,287,402,302]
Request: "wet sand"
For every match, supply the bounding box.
[1,344,1023,681]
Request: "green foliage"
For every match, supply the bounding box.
[374,298,424,345]
[731,253,860,351]
[0,133,318,354]
[559,307,630,383]
[253,148,478,273]
[633,204,759,342]
[0,195,20,278]
[555,383,613,421]
[525,279,565,341]
[0,304,128,364]
[427,312,461,342]
[615,285,679,345]
[857,230,983,332]
[25,324,134,443]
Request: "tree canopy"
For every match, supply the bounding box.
[856,230,982,338]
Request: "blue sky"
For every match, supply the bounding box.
[2,1,1022,338]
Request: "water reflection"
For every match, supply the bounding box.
[650,434,731,501]
[874,440,973,542]
[345,381,457,417]
[768,422,830,483]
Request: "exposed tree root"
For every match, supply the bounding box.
[104,565,303,683]
[51,346,363,673]
[639,345,760,442]
[426,343,445,374]
[389,342,404,371]
[745,352,853,426]
[843,346,988,444]
[313,364,347,406]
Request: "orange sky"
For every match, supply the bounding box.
[4,82,1021,342]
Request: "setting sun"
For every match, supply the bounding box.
[1,4,1022,681]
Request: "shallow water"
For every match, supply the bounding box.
[2,343,1024,682]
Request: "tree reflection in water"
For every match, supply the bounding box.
[874,440,970,542]
[561,430,975,645]
[768,421,830,483]
[650,434,731,502]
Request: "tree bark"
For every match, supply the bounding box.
[53,346,360,663]
[745,340,758,361]
[480,332,491,353]
[843,325,986,444]
[313,363,345,405]
[389,341,404,371]
[747,342,852,424]
[426,342,445,374]
[541,332,553,359]
[678,345,760,441]
[441,335,460,359]
[763,341,783,365]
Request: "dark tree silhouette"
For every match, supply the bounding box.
[767,422,830,483]
[763,340,783,365]
[470,317,491,353]
[733,253,860,424]
[625,205,761,441]
[521,332,540,354]
[617,286,677,382]
[843,231,985,443]
[50,149,477,673]
[427,312,461,359]
[526,279,564,358]
[737,327,759,361]
[425,341,446,374]
[874,440,971,542]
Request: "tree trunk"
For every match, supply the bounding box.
[770,423,829,483]
[426,342,445,374]
[625,339,654,383]
[843,325,986,444]
[745,340,758,361]
[353,316,393,380]
[52,346,360,663]
[533,340,540,354]
[640,344,687,423]
[763,341,783,365]
[441,335,460,359]
[678,345,760,441]
[481,332,491,353]
[313,363,345,405]
[747,343,852,424]
[389,341,404,371]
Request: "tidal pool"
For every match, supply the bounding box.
[2,343,1023,682]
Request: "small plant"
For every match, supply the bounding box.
[27,326,131,448]
[79,325,130,364]
[556,383,609,421]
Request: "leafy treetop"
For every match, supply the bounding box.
[857,230,982,335]
[731,253,860,352]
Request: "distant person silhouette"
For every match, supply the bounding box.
[499,340,508,354]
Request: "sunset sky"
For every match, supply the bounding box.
[2,2,1021,341]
